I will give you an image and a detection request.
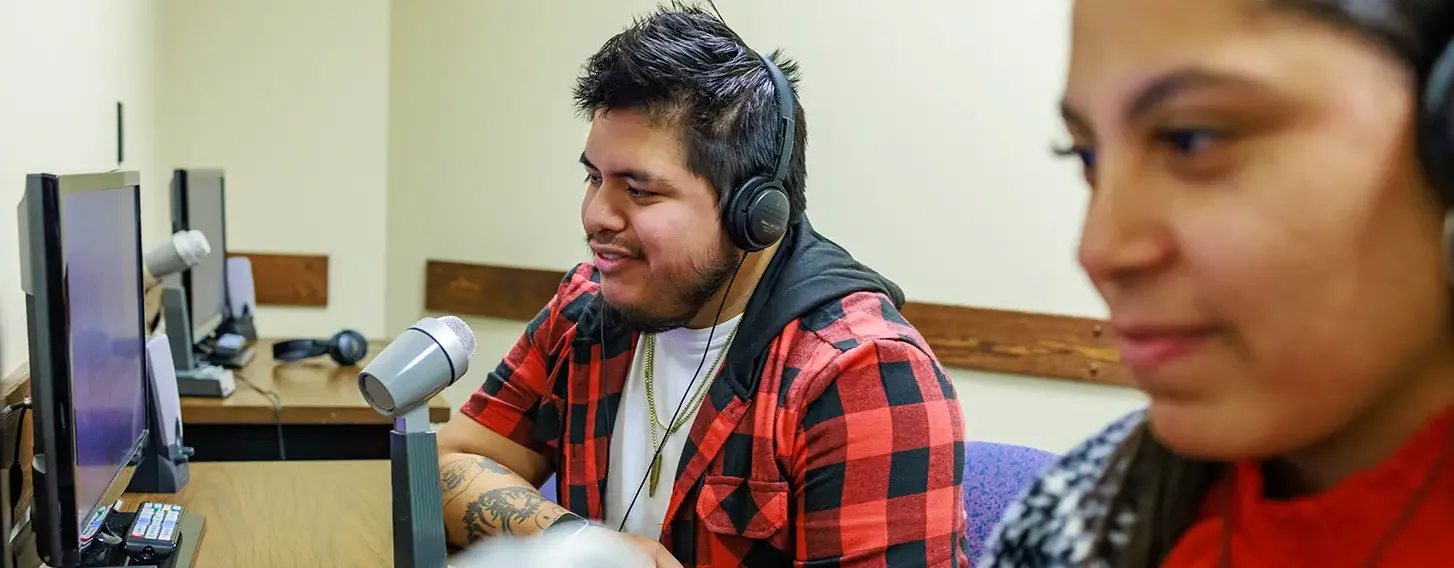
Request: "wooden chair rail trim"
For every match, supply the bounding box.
[2,363,28,405]
[228,252,329,307]
[423,259,1130,387]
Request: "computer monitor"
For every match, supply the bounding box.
[168,169,228,342]
[18,171,150,568]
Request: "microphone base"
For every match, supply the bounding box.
[390,414,448,568]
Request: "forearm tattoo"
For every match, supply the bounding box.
[460,486,562,543]
[441,456,517,506]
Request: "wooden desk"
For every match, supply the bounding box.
[180,339,453,462]
[181,339,451,425]
[125,460,392,567]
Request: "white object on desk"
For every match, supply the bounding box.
[227,257,256,317]
[147,335,184,446]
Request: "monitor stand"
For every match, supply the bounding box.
[175,366,234,399]
[215,313,256,343]
[204,345,254,370]
[162,288,235,399]
[70,510,206,568]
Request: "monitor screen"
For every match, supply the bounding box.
[62,185,148,535]
[183,171,227,339]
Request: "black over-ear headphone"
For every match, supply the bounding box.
[1422,36,1454,202]
[616,52,787,530]
[1423,37,1454,279]
[721,54,797,253]
[272,329,368,366]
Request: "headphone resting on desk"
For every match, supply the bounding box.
[272,329,368,366]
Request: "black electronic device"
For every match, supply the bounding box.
[205,333,253,369]
[1421,36,1453,200]
[165,169,250,396]
[122,502,183,563]
[19,171,149,567]
[16,170,207,568]
[721,53,797,253]
[166,169,257,367]
[272,329,369,366]
[168,169,231,344]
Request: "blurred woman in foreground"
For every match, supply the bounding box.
[980,0,1454,566]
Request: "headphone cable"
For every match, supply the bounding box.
[616,256,745,531]
[233,373,286,460]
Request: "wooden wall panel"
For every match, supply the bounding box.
[425,261,561,322]
[228,252,329,307]
[897,303,1127,385]
[423,260,1129,386]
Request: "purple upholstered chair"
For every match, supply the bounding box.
[963,441,1059,563]
[538,442,1056,564]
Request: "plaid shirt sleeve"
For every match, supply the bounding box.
[459,272,579,455]
[794,338,968,567]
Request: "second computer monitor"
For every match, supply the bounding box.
[169,169,228,342]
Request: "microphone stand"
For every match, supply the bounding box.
[390,403,448,568]
[359,316,477,568]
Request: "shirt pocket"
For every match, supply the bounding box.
[695,474,790,539]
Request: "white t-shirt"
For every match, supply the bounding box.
[603,314,742,540]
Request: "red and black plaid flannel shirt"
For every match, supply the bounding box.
[462,262,969,567]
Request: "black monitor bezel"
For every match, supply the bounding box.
[20,171,150,568]
[168,168,231,342]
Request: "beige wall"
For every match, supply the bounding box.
[0,0,165,372]
[3,1,1144,453]
[387,1,1145,453]
[155,0,392,338]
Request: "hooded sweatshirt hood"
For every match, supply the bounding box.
[717,216,906,399]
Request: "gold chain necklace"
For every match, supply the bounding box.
[643,321,740,497]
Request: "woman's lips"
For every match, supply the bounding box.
[1115,324,1216,373]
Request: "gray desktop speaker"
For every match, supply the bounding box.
[127,335,191,494]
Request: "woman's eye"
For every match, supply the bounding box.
[1155,127,1223,154]
[1053,144,1097,169]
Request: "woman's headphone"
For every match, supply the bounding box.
[271,329,368,366]
[1424,37,1454,199]
[1424,38,1454,279]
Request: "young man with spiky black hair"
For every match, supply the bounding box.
[435,4,969,566]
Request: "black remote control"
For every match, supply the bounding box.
[124,502,183,562]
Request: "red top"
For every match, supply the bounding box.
[1161,407,1454,567]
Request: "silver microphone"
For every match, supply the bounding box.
[363,316,478,568]
[358,315,477,417]
[143,230,211,280]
